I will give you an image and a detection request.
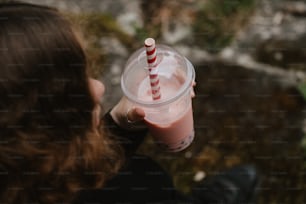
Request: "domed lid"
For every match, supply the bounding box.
[121,44,195,107]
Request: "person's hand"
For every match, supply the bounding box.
[110,81,196,131]
[110,97,146,131]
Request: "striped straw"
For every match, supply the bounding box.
[144,38,161,100]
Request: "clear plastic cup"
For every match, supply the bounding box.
[121,44,195,152]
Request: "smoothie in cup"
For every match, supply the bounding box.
[121,44,195,152]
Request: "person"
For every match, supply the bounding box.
[0,2,258,204]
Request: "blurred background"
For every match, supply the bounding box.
[3,0,306,203]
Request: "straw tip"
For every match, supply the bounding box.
[144,38,155,47]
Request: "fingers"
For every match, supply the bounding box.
[191,81,196,98]
[126,107,145,123]
[110,96,147,130]
[191,89,195,98]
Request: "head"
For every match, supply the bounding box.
[0,2,122,203]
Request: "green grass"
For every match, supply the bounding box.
[193,0,256,52]
[298,83,306,101]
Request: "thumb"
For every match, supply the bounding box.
[127,107,145,123]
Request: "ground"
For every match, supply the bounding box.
[138,61,306,203]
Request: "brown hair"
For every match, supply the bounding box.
[0,2,122,203]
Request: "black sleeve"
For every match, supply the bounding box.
[102,110,148,157]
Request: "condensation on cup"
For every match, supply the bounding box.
[121,44,195,152]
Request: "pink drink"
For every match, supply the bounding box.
[145,105,194,152]
[121,44,195,152]
[137,75,194,152]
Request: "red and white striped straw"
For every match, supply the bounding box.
[144,38,161,100]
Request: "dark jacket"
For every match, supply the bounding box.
[73,111,191,204]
